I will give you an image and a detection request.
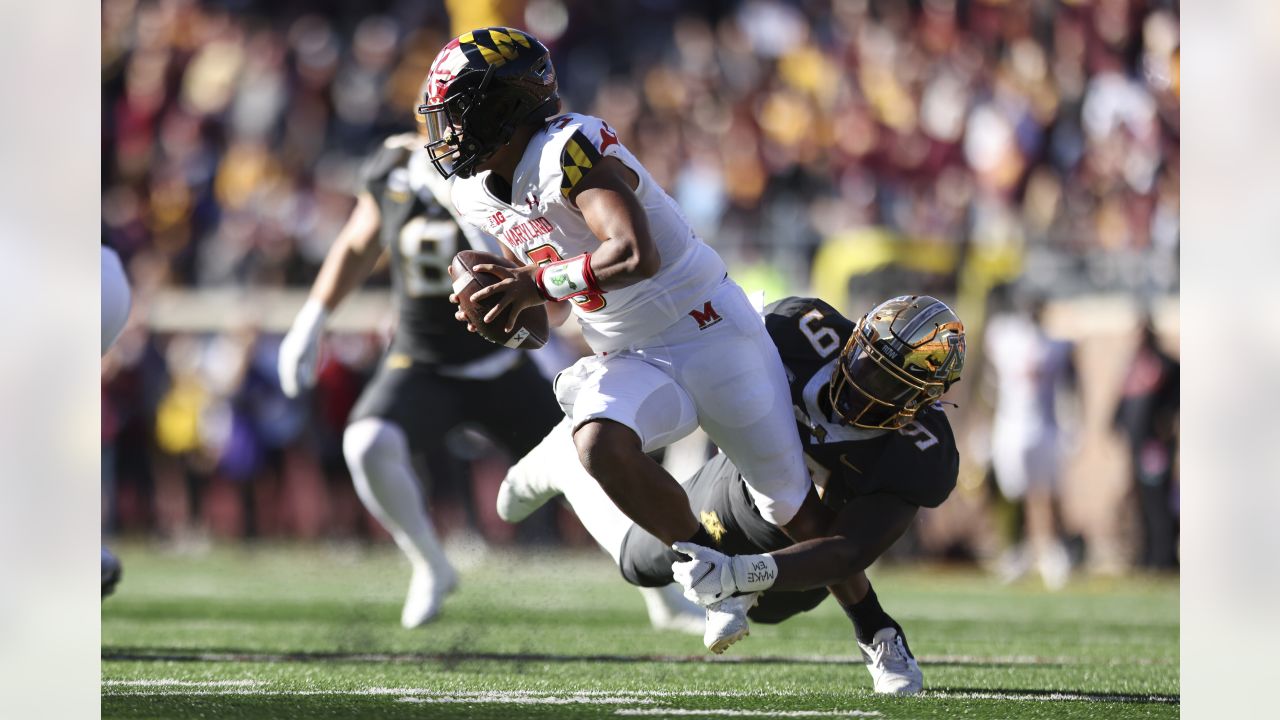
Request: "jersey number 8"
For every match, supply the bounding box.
[398,217,460,298]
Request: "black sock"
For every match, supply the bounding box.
[673,526,718,559]
[841,586,906,651]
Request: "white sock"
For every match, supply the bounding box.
[518,418,636,563]
[344,418,451,573]
[560,463,636,564]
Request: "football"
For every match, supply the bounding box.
[448,250,549,350]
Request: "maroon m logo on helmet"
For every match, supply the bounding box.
[688,301,722,330]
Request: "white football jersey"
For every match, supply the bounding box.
[451,113,727,352]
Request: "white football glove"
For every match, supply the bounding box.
[671,542,778,607]
[278,298,328,398]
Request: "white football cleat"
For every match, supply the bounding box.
[703,592,758,654]
[858,627,923,695]
[400,561,459,629]
[639,585,705,636]
[495,464,563,524]
[1037,540,1071,591]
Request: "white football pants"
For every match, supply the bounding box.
[554,278,809,525]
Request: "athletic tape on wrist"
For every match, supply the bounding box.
[535,253,601,302]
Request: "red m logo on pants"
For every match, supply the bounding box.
[688,301,722,330]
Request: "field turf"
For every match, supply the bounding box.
[102,542,1178,719]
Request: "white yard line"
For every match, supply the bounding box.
[924,689,1179,704]
[103,688,757,698]
[616,711,882,718]
[102,684,1178,706]
[102,679,266,687]
[103,649,1171,667]
[395,695,656,705]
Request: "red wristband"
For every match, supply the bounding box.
[534,252,602,302]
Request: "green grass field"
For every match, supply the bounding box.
[102,542,1178,719]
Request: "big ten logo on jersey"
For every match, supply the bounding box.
[398,217,460,297]
[486,210,507,232]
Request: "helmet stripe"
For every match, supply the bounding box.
[896,300,949,346]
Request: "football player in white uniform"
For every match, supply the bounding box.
[278,111,701,633]
[418,28,818,627]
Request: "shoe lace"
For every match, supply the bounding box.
[870,635,910,672]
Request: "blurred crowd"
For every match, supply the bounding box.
[101,0,1179,571]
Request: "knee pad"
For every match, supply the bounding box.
[556,355,698,455]
[617,526,677,588]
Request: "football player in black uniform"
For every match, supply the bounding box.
[499,295,964,693]
[276,125,569,628]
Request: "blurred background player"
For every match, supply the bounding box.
[1113,313,1179,569]
[501,294,965,694]
[983,294,1080,589]
[422,27,820,619]
[102,244,133,596]
[276,113,568,627]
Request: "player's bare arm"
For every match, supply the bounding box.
[309,192,385,311]
[777,489,875,608]
[278,193,383,397]
[468,156,658,332]
[566,156,658,285]
[767,493,918,591]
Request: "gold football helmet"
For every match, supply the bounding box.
[828,295,966,430]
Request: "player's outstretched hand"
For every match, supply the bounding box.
[672,542,781,607]
[469,263,545,333]
[671,542,736,606]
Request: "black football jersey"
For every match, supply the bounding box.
[361,134,504,366]
[760,296,959,510]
